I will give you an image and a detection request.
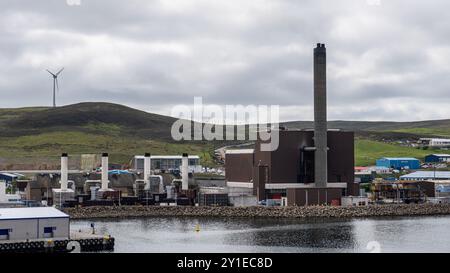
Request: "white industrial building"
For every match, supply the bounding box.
[133,155,202,173]
[0,207,69,241]
[419,138,450,148]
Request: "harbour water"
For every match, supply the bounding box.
[71,215,450,253]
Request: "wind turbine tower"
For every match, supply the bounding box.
[46,67,64,107]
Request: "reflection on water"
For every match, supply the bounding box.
[71,216,450,253]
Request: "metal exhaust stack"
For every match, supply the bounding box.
[314,43,328,188]
[60,153,69,191]
[144,153,151,190]
[0,178,6,203]
[182,153,189,191]
[101,153,109,190]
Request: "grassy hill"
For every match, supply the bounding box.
[0,102,217,169]
[0,102,177,140]
[355,139,431,166]
[285,119,450,166]
[284,119,450,135]
[0,102,448,169]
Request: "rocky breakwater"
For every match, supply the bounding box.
[64,203,450,220]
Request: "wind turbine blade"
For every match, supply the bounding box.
[46,69,56,77]
[56,67,64,76]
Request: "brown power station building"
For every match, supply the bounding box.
[225,44,359,206]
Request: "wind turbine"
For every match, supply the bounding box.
[46,67,64,107]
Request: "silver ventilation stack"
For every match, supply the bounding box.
[181,153,189,191]
[53,153,74,207]
[0,180,6,203]
[314,43,328,188]
[144,153,151,190]
[60,153,69,191]
[100,153,110,191]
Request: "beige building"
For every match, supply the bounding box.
[0,207,69,241]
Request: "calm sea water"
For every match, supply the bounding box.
[71,216,450,253]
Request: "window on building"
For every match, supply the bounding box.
[154,160,161,170]
[175,159,181,168]
[43,227,56,238]
[0,229,10,240]
[189,159,198,166]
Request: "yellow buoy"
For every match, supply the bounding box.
[195,224,200,232]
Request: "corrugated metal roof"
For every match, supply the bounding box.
[400,171,450,179]
[0,207,69,220]
[0,173,24,178]
[380,157,419,161]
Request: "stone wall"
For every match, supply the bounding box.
[64,203,450,220]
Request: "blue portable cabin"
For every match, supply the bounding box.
[376,157,421,170]
[424,154,450,163]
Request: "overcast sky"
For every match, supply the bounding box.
[0,0,449,122]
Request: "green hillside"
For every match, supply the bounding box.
[285,119,450,133]
[355,139,431,166]
[0,103,216,169]
[0,102,177,140]
[390,128,450,138]
[0,131,215,168]
[0,102,448,169]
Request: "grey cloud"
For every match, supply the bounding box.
[0,0,449,122]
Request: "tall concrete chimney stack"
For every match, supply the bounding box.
[314,43,328,188]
